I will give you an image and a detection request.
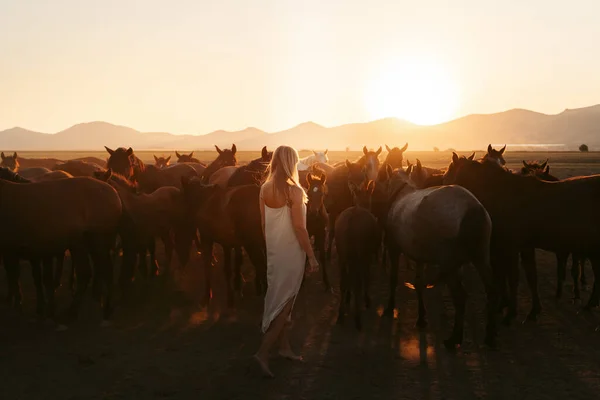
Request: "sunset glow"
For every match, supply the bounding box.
[365,58,460,125]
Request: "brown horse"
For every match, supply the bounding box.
[227,146,273,188]
[482,144,506,166]
[32,170,73,182]
[383,166,497,348]
[443,154,600,323]
[209,166,238,188]
[0,177,122,322]
[105,146,145,181]
[71,157,107,168]
[200,145,238,183]
[1,152,63,170]
[299,162,334,190]
[175,151,201,164]
[94,169,184,287]
[410,157,466,189]
[180,177,266,307]
[323,147,381,261]
[306,169,331,290]
[134,163,197,193]
[154,155,172,169]
[54,160,105,177]
[335,178,380,330]
[384,143,408,170]
[15,167,52,180]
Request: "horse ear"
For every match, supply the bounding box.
[345,160,352,169]
[499,145,506,154]
[262,146,268,159]
[522,160,528,168]
[126,147,134,156]
[215,145,223,154]
[362,146,368,155]
[154,155,159,162]
[324,149,328,155]
[105,146,115,156]
[400,143,408,152]
[312,150,317,156]
[452,152,459,164]
[231,144,237,154]
[12,152,18,159]
[166,155,171,163]
[544,165,550,174]
[468,152,475,161]
[1,152,4,160]
[540,159,548,169]
[367,180,376,194]
[406,165,413,175]
[375,146,382,156]
[189,151,194,157]
[175,151,181,158]
[416,159,422,168]
[487,144,492,154]
[406,159,412,167]
[385,144,392,152]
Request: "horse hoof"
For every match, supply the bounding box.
[416,319,428,329]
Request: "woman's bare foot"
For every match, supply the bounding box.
[278,349,304,361]
[253,354,274,378]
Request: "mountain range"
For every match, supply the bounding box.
[1,104,599,151]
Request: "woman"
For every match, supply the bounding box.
[254,145,319,378]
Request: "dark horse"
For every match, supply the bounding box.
[324,146,382,261]
[444,154,600,326]
[105,146,145,181]
[306,169,331,290]
[180,177,267,307]
[384,143,408,170]
[0,175,122,323]
[200,145,238,183]
[335,177,380,330]
[227,146,273,187]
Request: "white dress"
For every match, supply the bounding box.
[261,201,307,333]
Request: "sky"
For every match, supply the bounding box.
[1,0,599,134]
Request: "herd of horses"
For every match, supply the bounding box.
[0,142,598,350]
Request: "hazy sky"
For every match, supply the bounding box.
[1,0,599,134]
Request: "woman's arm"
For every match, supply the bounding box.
[259,186,266,240]
[289,186,316,261]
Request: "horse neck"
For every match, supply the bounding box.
[202,159,227,182]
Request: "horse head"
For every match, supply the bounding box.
[105,146,136,179]
[1,152,19,171]
[201,144,238,183]
[154,155,171,169]
[482,144,506,167]
[306,169,327,214]
[384,143,408,170]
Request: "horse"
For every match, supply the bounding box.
[94,169,185,289]
[299,162,334,190]
[519,160,588,302]
[443,154,600,325]
[298,150,329,171]
[180,177,267,307]
[105,146,145,181]
[323,146,382,261]
[410,157,465,189]
[175,151,201,164]
[227,146,273,187]
[384,143,408,170]
[54,160,105,177]
[382,166,497,349]
[0,177,122,323]
[335,178,380,330]
[200,145,238,183]
[71,157,107,168]
[134,163,197,193]
[154,155,172,169]
[32,170,73,182]
[1,152,63,170]
[306,169,331,291]
[14,167,52,181]
[482,144,507,167]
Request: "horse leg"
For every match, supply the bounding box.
[326,214,336,262]
[571,253,582,300]
[120,247,136,298]
[336,256,347,325]
[4,255,22,311]
[471,257,497,348]
[200,239,214,306]
[30,258,45,316]
[503,252,520,326]
[65,248,91,322]
[42,256,56,319]
[148,238,158,278]
[520,248,542,322]
[223,246,234,308]
[354,260,363,331]
[69,254,76,296]
[54,252,65,290]
[92,248,114,323]
[160,231,173,276]
[364,257,371,309]
[233,247,243,294]
[444,273,467,350]
[584,255,600,310]
[244,244,267,296]
[316,231,330,291]
[491,251,508,314]
[415,262,427,328]
[384,242,400,317]
[555,251,567,299]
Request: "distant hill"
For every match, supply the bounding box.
[1,104,599,151]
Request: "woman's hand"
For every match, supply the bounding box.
[307,255,319,274]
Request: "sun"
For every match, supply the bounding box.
[365,58,460,125]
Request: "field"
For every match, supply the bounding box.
[2,150,600,399]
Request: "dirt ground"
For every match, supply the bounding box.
[1,245,600,400]
[2,151,600,399]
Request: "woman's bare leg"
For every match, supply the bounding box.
[254,299,294,377]
[278,320,303,361]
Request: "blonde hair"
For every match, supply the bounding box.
[264,145,307,204]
